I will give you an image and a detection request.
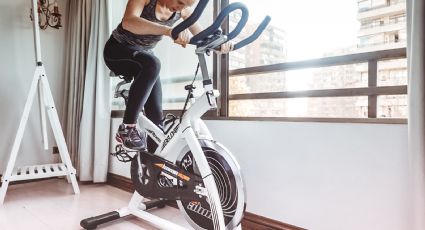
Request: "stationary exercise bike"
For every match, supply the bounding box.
[80,1,270,229]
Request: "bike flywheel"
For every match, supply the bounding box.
[176,140,246,230]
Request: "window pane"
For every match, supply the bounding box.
[157,1,214,110]
[229,0,407,69]
[228,0,407,120]
[229,97,368,118]
[162,79,205,110]
[377,58,407,86]
[111,77,129,111]
[229,64,368,94]
[229,0,360,66]
[377,95,407,118]
[358,0,372,12]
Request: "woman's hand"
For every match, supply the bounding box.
[214,41,234,54]
[173,29,191,48]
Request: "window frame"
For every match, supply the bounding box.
[221,47,407,123]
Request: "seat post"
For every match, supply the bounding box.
[111,71,132,106]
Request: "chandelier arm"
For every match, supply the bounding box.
[30,0,62,30]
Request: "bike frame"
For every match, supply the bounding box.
[135,49,227,229]
[138,91,216,156]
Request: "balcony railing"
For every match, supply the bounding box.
[360,17,406,30]
[357,39,406,48]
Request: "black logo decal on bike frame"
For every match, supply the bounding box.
[146,129,161,143]
[160,125,179,151]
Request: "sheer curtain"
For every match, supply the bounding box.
[63,0,92,176]
[406,0,425,229]
[78,0,111,182]
[63,0,111,182]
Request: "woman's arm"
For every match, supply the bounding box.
[122,0,172,37]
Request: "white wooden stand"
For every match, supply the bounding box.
[0,0,80,204]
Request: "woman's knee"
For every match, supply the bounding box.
[135,52,161,77]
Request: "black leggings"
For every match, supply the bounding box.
[104,37,162,150]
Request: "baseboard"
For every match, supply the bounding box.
[241,212,306,230]
[107,173,306,230]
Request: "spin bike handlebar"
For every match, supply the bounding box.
[171,0,271,51]
[171,0,209,41]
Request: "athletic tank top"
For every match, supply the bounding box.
[112,0,181,50]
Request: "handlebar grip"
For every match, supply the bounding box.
[233,15,271,50]
[171,0,209,40]
[190,2,249,45]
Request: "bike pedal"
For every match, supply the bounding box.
[111,144,138,163]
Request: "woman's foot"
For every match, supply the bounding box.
[115,124,147,151]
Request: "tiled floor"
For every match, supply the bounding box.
[0,179,191,230]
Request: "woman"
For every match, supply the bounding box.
[104,0,233,151]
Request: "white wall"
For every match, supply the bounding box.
[205,120,409,230]
[0,0,68,172]
[109,119,409,230]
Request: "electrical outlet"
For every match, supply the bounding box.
[52,146,59,154]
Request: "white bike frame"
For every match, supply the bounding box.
[89,33,242,230]
[129,45,230,229]
[136,89,226,230]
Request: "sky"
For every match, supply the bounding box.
[231,0,361,61]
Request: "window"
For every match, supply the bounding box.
[226,0,407,121]
[390,13,406,24]
[372,0,387,8]
[378,58,407,86]
[377,95,407,118]
[358,0,372,12]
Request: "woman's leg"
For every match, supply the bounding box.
[144,79,163,152]
[103,37,160,150]
[123,51,161,124]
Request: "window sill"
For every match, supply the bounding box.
[202,116,407,124]
[112,110,406,124]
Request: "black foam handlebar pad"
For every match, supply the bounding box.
[171,1,271,50]
[171,0,209,40]
[189,2,249,45]
[233,15,271,50]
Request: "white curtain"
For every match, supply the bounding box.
[407,0,425,229]
[63,0,92,175]
[78,0,111,182]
